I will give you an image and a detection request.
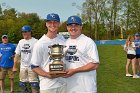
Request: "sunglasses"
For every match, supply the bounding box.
[2,37,8,39]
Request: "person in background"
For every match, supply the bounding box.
[0,35,16,93]
[124,35,139,78]
[134,33,140,76]
[64,15,99,93]
[12,25,39,93]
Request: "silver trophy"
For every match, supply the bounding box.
[48,44,66,75]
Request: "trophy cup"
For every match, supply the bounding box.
[48,44,66,75]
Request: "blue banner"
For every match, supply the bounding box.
[95,40,126,45]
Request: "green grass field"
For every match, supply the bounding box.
[97,45,140,93]
[4,45,140,93]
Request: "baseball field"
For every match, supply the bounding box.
[97,45,140,93]
[4,45,140,93]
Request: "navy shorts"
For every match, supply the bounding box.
[136,54,140,59]
[127,54,136,59]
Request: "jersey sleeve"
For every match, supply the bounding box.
[132,42,136,47]
[30,43,43,66]
[86,40,99,63]
[12,44,16,55]
[15,41,21,55]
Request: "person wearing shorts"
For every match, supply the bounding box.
[0,35,16,93]
[124,35,139,78]
[134,33,140,75]
[12,25,39,93]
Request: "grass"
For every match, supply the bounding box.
[4,45,140,93]
[97,45,140,93]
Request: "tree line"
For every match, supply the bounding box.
[1,0,140,43]
[0,5,67,43]
[81,0,140,40]
[0,6,45,43]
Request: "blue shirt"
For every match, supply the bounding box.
[0,43,16,68]
[134,40,140,54]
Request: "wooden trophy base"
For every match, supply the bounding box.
[49,71,67,75]
[49,63,66,75]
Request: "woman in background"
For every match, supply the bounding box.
[124,35,139,78]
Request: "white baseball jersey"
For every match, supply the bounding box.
[31,34,66,90]
[15,37,38,68]
[65,34,99,93]
[124,42,136,55]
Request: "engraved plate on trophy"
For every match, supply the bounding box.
[48,44,66,74]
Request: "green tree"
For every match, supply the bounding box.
[58,22,67,32]
[0,5,2,15]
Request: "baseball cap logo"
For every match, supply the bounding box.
[71,17,76,22]
[46,13,60,22]
[50,14,55,18]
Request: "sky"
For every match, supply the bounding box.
[0,0,85,21]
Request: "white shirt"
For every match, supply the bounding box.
[124,42,136,55]
[65,34,99,93]
[31,34,66,90]
[15,37,38,68]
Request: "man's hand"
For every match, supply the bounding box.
[63,69,76,78]
[12,67,17,72]
[13,54,20,72]
[9,55,15,60]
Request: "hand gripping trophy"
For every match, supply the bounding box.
[48,44,66,75]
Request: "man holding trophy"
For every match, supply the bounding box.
[31,13,66,93]
[64,16,100,93]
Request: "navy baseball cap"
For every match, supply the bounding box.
[67,16,82,26]
[46,13,60,22]
[135,33,139,36]
[22,25,32,32]
[2,35,8,38]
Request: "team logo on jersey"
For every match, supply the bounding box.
[66,46,77,55]
[22,44,30,49]
[134,41,140,46]
[21,44,31,54]
[0,47,11,51]
[65,45,79,62]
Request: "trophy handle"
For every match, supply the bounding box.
[48,45,52,48]
[62,45,66,48]
[48,52,50,55]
